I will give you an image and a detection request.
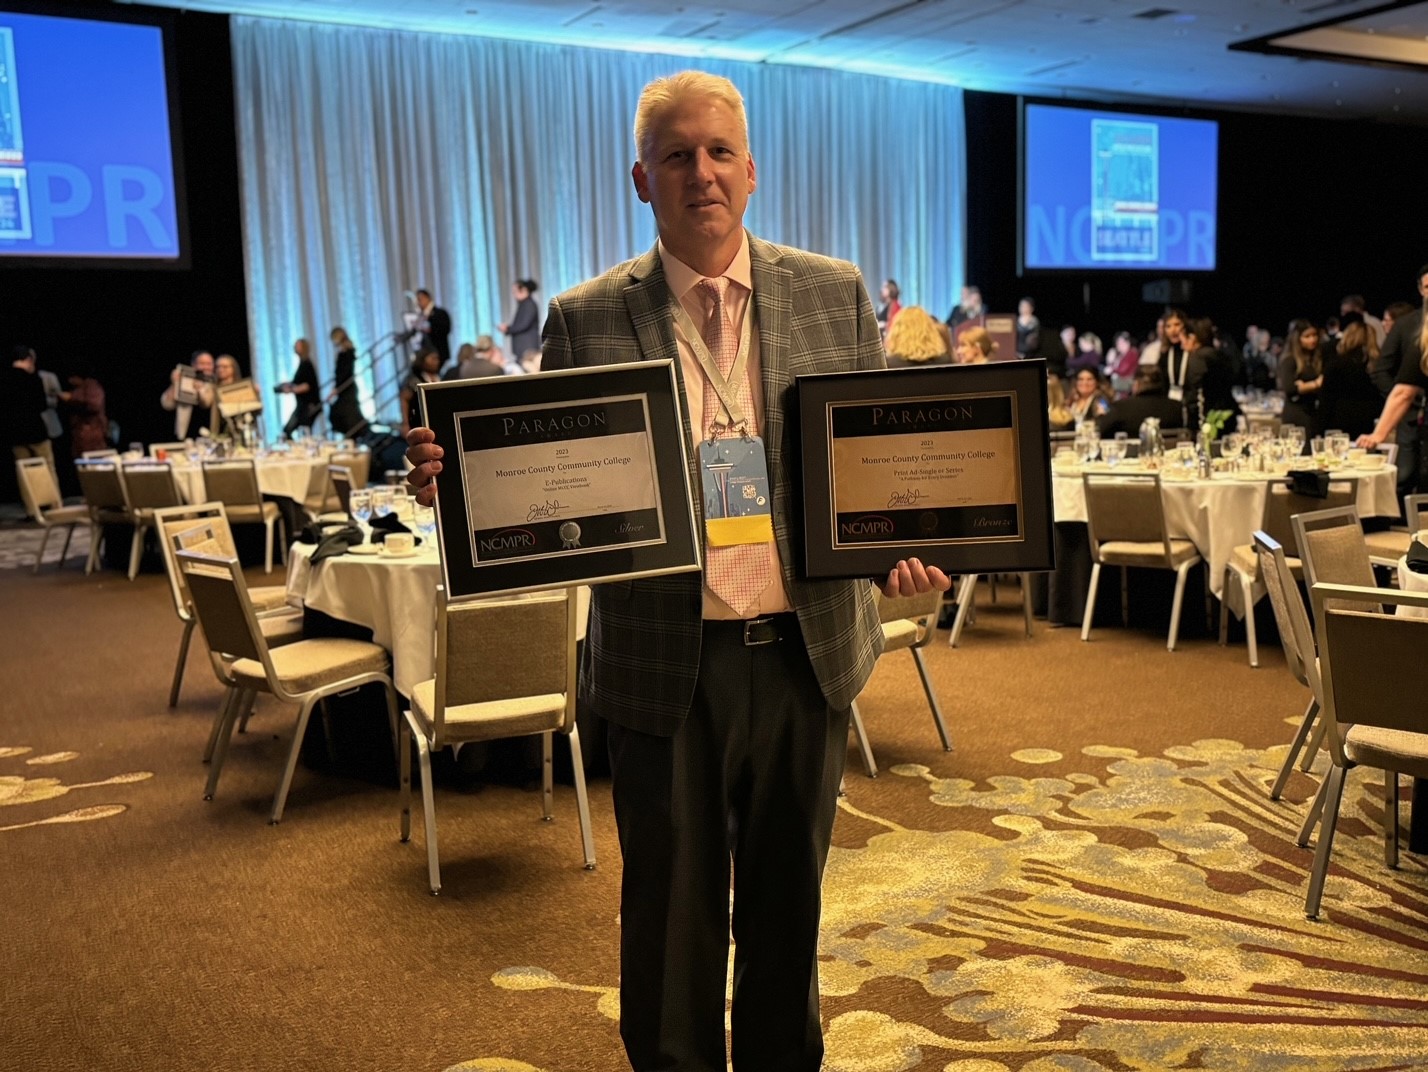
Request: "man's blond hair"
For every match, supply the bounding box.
[634,71,748,165]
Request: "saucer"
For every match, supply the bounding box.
[379,546,420,558]
[348,543,380,556]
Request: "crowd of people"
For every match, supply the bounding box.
[875,270,1428,495]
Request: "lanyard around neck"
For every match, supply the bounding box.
[672,292,756,439]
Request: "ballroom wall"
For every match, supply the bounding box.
[0,2,248,471]
[964,89,1428,350]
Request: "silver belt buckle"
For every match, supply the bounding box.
[742,617,778,646]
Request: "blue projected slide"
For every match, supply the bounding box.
[0,10,180,260]
[1023,103,1217,271]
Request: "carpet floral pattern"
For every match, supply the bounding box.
[0,745,153,832]
[0,525,90,571]
[448,737,1428,1072]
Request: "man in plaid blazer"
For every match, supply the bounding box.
[408,70,949,1071]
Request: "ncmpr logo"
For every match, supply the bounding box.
[839,514,894,541]
[478,528,537,557]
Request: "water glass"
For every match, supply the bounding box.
[350,488,372,529]
[1326,433,1351,465]
[1283,425,1306,453]
[1221,434,1244,468]
[414,505,437,548]
[1101,440,1125,467]
[371,486,395,519]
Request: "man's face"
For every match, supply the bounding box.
[418,293,432,311]
[1018,300,1032,317]
[632,96,755,264]
[193,353,214,377]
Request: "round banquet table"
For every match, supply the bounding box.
[285,541,590,698]
[172,454,332,504]
[1053,464,1399,602]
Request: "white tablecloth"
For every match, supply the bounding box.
[173,456,330,504]
[1397,555,1428,620]
[1052,465,1398,599]
[285,542,590,696]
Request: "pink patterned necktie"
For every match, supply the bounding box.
[696,277,771,618]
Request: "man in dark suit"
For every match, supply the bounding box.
[1098,365,1186,439]
[407,71,949,1072]
[414,287,451,370]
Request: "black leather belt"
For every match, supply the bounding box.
[704,613,799,646]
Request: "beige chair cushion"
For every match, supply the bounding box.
[42,505,90,525]
[258,612,304,647]
[1363,530,1412,561]
[1098,538,1199,568]
[880,618,921,653]
[1230,544,1302,582]
[409,679,565,742]
[250,585,291,613]
[1345,726,1428,779]
[229,637,388,693]
[226,502,279,524]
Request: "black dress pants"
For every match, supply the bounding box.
[606,616,850,1072]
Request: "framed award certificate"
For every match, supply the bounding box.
[418,361,700,600]
[797,361,1054,578]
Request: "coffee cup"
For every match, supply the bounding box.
[385,532,414,555]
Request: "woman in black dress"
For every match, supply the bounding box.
[326,326,364,436]
[1277,320,1326,435]
[279,338,322,439]
[1319,313,1383,438]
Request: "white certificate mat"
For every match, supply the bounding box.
[454,394,666,567]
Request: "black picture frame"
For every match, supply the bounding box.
[797,361,1055,579]
[418,360,700,600]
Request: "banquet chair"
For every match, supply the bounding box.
[1363,493,1428,569]
[74,459,134,575]
[1374,442,1399,468]
[1081,473,1202,651]
[120,461,186,580]
[1219,479,1355,667]
[1253,532,1326,801]
[81,448,119,460]
[201,458,285,573]
[331,449,370,490]
[154,502,296,708]
[1299,582,1428,919]
[848,589,950,779]
[328,467,354,518]
[148,441,191,458]
[945,573,1035,647]
[14,457,89,574]
[400,588,595,894]
[178,549,397,824]
[1292,507,1377,594]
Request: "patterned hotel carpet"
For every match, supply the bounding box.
[1,526,1425,1072]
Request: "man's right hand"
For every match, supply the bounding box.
[406,426,442,506]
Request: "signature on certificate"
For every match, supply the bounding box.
[887,488,924,508]
[527,499,564,521]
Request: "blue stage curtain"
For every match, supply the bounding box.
[231,16,965,427]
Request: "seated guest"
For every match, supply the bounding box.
[1067,367,1111,423]
[400,349,442,438]
[1098,366,1186,438]
[884,305,951,367]
[1015,297,1041,358]
[955,326,997,364]
[160,350,217,438]
[448,339,504,380]
[1067,332,1102,376]
[1319,312,1383,439]
[1047,373,1075,433]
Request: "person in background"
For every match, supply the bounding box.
[1359,264,1428,496]
[278,338,321,439]
[947,284,984,327]
[884,305,950,367]
[1182,316,1240,432]
[1144,309,1191,405]
[61,360,109,457]
[1047,372,1075,433]
[955,326,996,364]
[1049,324,1076,380]
[1242,327,1276,391]
[1339,294,1380,345]
[1139,315,1166,366]
[1097,366,1186,439]
[1319,312,1383,440]
[499,278,541,361]
[1067,367,1111,423]
[1278,319,1326,436]
[214,354,242,387]
[400,348,441,438]
[1106,331,1140,395]
[450,339,503,380]
[1015,297,1040,358]
[5,346,54,471]
[327,326,365,436]
[875,279,901,338]
[1382,300,1415,342]
[518,348,543,374]
[160,350,216,439]
[414,288,452,371]
[406,70,947,1070]
[1068,332,1102,376]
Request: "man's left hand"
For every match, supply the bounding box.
[880,558,952,599]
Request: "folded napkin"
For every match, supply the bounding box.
[369,512,418,545]
[310,524,366,563]
[1287,470,1330,499]
[1407,539,1428,575]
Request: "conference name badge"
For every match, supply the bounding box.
[698,436,774,548]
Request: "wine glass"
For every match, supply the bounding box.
[1221,433,1244,470]
[371,486,394,521]
[1282,425,1306,455]
[414,504,437,550]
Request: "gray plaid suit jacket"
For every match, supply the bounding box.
[542,233,885,736]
